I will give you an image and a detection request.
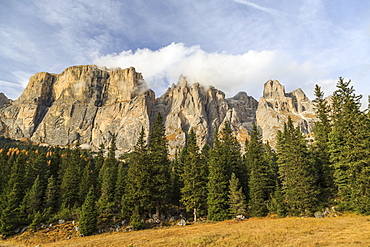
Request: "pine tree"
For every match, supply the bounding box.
[115,163,127,209]
[245,125,270,217]
[79,162,94,204]
[328,78,370,213]
[44,175,59,218]
[22,175,43,219]
[122,127,152,218]
[79,186,98,236]
[97,136,118,216]
[30,211,42,230]
[312,84,335,204]
[276,117,319,216]
[180,128,208,222]
[207,123,242,221]
[130,206,144,230]
[0,149,11,197]
[60,154,81,209]
[0,156,26,235]
[228,173,247,217]
[148,113,171,217]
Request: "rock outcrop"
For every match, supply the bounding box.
[155,76,258,154]
[0,65,154,152]
[0,65,316,154]
[256,80,317,146]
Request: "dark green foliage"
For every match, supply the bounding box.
[60,153,81,209]
[311,84,335,204]
[122,127,152,218]
[228,173,247,217]
[245,125,272,217]
[180,128,208,222]
[79,186,98,236]
[114,163,127,208]
[148,113,171,216]
[44,175,59,218]
[22,175,43,218]
[276,117,319,216]
[79,162,94,204]
[328,78,370,213]
[97,137,118,216]
[0,154,26,236]
[130,206,144,230]
[30,211,42,230]
[267,183,287,217]
[1,78,370,236]
[207,123,242,221]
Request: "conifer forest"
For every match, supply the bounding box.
[0,78,369,237]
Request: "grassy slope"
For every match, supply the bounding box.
[1,214,370,247]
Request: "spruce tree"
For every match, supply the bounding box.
[79,162,94,204]
[312,84,334,204]
[276,117,319,216]
[97,136,118,216]
[79,186,98,236]
[148,113,171,217]
[207,123,242,221]
[328,78,370,213]
[60,155,81,209]
[44,175,59,218]
[0,156,26,235]
[180,128,208,222]
[245,125,270,217]
[228,173,247,217]
[115,163,127,209]
[122,127,152,218]
[22,175,43,219]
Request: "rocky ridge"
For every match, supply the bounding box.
[0,65,317,154]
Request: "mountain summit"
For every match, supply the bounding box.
[0,65,316,154]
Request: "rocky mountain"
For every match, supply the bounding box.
[0,65,317,155]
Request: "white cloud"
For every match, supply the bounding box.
[94,43,332,99]
[230,0,281,16]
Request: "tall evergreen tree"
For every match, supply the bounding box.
[311,84,335,204]
[60,154,81,209]
[228,173,247,217]
[79,186,98,236]
[245,125,271,217]
[180,128,208,222]
[97,136,118,216]
[207,123,242,221]
[79,162,94,204]
[328,78,370,212]
[0,155,26,235]
[148,113,171,217]
[22,175,43,218]
[276,117,319,216]
[44,175,59,218]
[122,127,152,218]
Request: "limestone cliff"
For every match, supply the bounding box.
[256,80,317,146]
[0,65,154,152]
[155,76,258,155]
[0,66,316,153]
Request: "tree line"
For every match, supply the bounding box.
[0,78,369,237]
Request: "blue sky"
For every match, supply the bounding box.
[1,0,370,103]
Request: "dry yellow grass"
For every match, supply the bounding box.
[1,214,370,247]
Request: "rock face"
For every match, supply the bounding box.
[256,80,317,146]
[0,65,154,151]
[0,65,316,154]
[155,76,258,154]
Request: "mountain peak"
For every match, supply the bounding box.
[0,65,316,153]
[263,80,285,99]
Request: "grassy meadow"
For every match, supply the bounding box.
[1,214,369,247]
